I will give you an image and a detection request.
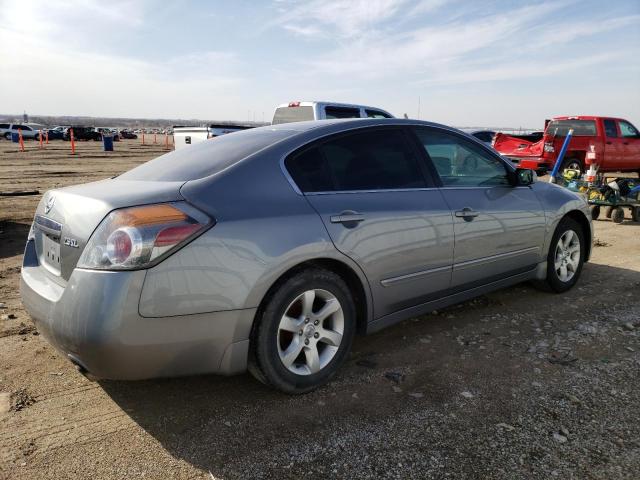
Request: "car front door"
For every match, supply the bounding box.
[284,127,454,319]
[410,126,546,289]
[617,120,640,172]
[603,119,624,169]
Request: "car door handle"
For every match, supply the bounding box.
[606,141,612,145]
[330,212,365,224]
[623,142,629,145]
[455,208,479,221]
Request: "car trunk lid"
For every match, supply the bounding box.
[32,179,185,282]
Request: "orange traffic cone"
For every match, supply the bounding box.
[18,129,25,152]
[70,128,76,155]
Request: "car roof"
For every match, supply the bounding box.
[265,118,461,136]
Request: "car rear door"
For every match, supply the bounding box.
[284,127,454,319]
[410,126,546,289]
[617,120,640,171]
[603,119,624,169]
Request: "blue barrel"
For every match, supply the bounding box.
[102,135,114,151]
[11,132,20,143]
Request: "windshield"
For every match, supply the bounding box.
[272,106,314,125]
[118,128,296,181]
[547,120,596,136]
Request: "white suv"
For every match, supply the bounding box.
[272,101,393,125]
[0,123,40,140]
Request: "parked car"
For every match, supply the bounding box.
[119,130,138,139]
[63,126,102,141]
[94,127,120,141]
[21,119,592,393]
[460,129,496,145]
[173,124,253,149]
[272,101,394,125]
[493,116,640,176]
[0,123,40,140]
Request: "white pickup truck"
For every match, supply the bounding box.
[173,124,253,150]
[272,101,394,125]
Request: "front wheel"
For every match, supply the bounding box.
[534,217,585,293]
[249,269,356,394]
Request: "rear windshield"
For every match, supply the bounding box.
[118,128,296,181]
[547,120,596,136]
[272,106,314,125]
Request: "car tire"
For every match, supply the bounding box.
[248,268,356,394]
[633,207,640,223]
[534,217,585,293]
[3,132,10,140]
[590,205,600,220]
[561,157,583,175]
[611,207,625,224]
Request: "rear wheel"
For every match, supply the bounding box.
[249,269,356,394]
[590,205,600,220]
[562,157,583,176]
[611,207,625,224]
[633,207,640,223]
[534,217,585,293]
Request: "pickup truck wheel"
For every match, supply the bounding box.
[611,207,625,224]
[562,158,583,175]
[248,268,356,394]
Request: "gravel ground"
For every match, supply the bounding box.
[0,139,639,479]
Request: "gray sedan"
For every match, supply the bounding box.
[21,119,592,393]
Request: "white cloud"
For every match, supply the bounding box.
[269,0,411,38]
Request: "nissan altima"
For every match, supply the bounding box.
[21,119,592,393]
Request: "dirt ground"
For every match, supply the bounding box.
[0,139,639,479]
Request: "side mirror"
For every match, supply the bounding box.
[513,168,535,186]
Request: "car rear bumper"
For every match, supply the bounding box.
[20,263,255,380]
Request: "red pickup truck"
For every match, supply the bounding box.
[493,116,640,176]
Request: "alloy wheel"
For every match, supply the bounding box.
[277,289,344,375]
[554,229,581,282]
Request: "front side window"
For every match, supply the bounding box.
[286,128,426,192]
[324,107,361,119]
[603,119,618,138]
[413,128,509,187]
[619,120,639,138]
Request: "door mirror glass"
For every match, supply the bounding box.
[516,168,534,186]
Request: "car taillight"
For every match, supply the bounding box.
[78,202,212,270]
[288,101,301,107]
[543,143,555,153]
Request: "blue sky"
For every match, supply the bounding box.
[1,0,639,127]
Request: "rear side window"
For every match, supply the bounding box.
[0,123,9,129]
[365,109,392,119]
[603,119,618,138]
[413,128,509,187]
[272,106,314,125]
[324,107,361,119]
[547,120,596,136]
[286,128,426,192]
[120,128,296,181]
[619,120,639,138]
